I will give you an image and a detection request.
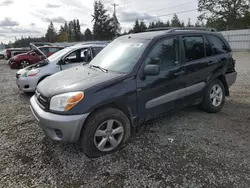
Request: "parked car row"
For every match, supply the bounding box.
[15,28,237,158]
[16,43,106,92]
[9,46,64,69]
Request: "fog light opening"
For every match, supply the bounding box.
[55,129,63,138]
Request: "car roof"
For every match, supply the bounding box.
[121,29,219,40]
[69,43,106,50]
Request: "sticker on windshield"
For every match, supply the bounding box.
[130,43,143,48]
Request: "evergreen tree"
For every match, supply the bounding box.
[110,13,121,37]
[45,22,57,42]
[166,20,170,27]
[198,0,250,30]
[133,19,141,33]
[76,19,81,41]
[139,21,147,31]
[181,21,185,27]
[171,14,182,27]
[84,28,93,41]
[92,0,114,40]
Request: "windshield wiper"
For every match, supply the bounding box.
[91,65,108,73]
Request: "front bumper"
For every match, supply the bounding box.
[16,76,38,92]
[226,72,237,88]
[9,60,19,69]
[30,96,89,142]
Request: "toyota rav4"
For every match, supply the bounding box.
[30,28,237,158]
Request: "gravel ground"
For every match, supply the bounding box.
[0,53,250,188]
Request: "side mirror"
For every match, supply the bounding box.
[143,64,160,76]
[31,52,36,56]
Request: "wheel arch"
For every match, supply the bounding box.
[216,75,229,96]
[79,101,134,141]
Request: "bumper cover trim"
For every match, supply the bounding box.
[226,72,237,88]
[30,96,89,142]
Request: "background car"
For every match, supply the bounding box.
[9,46,64,69]
[5,48,30,60]
[16,43,106,92]
[0,50,5,59]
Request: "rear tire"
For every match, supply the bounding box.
[80,108,131,158]
[200,79,225,113]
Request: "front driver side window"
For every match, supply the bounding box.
[145,37,179,70]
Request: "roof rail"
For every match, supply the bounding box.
[146,27,217,32]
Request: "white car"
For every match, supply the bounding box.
[0,50,5,59]
[16,43,106,92]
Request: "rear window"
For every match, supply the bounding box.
[207,35,230,54]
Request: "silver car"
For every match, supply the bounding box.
[16,43,106,92]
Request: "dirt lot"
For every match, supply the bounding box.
[0,53,250,188]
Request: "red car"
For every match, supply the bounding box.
[9,46,64,69]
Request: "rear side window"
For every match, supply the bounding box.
[207,35,230,54]
[182,36,205,62]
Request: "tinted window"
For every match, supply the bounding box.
[183,36,205,62]
[207,35,230,54]
[145,38,179,70]
[204,36,212,57]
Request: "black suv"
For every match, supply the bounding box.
[30,28,237,157]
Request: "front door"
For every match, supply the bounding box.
[61,48,91,70]
[136,36,186,120]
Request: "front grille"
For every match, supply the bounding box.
[35,90,49,111]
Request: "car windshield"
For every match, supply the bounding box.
[89,38,149,73]
[47,47,73,62]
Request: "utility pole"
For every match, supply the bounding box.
[111,3,119,38]
[111,3,119,14]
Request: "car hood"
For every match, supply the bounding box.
[37,65,124,97]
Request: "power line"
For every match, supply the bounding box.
[150,8,198,19]
[122,8,198,22]
[146,0,197,14]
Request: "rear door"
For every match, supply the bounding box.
[136,36,186,120]
[181,34,218,105]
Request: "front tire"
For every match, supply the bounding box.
[20,60,30,69]
[80,108,131,158]
[201,79,225,113]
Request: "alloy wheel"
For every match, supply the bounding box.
[94,119,124,152]
[20,61,29,68]
[210,84,223,107]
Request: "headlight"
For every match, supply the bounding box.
[26,69,40,77]
[50,92,84,112]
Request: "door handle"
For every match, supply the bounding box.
[174,71,185,76]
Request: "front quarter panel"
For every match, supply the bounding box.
[53,76,138,124]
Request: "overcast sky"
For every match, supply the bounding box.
[0,0,199,43]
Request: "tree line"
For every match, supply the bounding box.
[12,0,250,47]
